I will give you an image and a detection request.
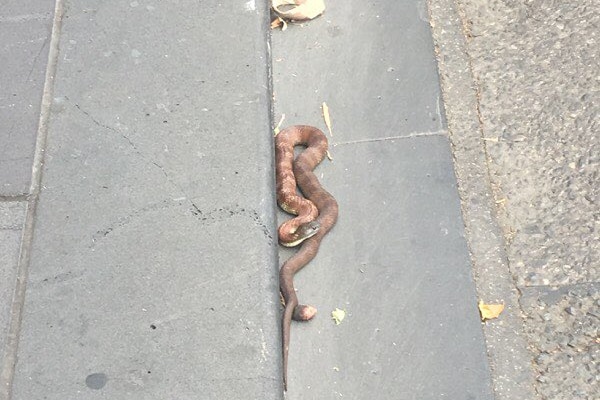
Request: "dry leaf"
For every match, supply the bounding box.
[322,102,333,136]
[272,0,325,21]
[331,308,346,325]
[279,292,285,306]
[478,301,504,321]
[270,16,288,31]
[273,113,286,136]
[271,17,282,29]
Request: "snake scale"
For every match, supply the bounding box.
[275,125,339,391]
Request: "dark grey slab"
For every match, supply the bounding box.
[12,1,280,399]
[271,0,445,141]
[280,137,493,398]
[0,202,26,364]
[271,0,492,397]
[0,1,55,196]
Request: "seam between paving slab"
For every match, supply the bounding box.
[0,1,64,399]
[332,129,448,147]
[0,197,29,203]
[523,282,600,290]
[0,14,53,23]
[264,12,286,399]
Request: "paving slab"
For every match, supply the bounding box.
[11,1,280,399]
[0,1,55,196]
[272,0,445,137]
[272,0,493,397]
[0,0,55,16]
[0,202,26,366]
[280,137,494,398]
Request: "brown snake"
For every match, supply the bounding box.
[275,125,339,391]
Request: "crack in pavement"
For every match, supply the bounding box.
[66,101,272,245]
[68,98,203,212]
[91,202,274,247]
[332,130,447,147]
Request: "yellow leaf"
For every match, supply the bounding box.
[273,113,286,136]
[270,17,282,29]
[478,301,504,321]
[331,308,346,325]
[270,16,287,31]
[322,102,333,136]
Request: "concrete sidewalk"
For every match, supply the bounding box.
[271,1,492,397]
[2,1,494,399]
[2,1,280,399]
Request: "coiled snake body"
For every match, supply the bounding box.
[275,125,339,391]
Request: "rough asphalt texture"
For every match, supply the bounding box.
[430,0,599,399]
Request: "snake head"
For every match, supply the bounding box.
[280,221,320,247]
[296,220,320,239]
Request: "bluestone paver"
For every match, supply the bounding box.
[0,202,26,366]
[11,1,280,399]
[2,0,504,399]
[0,1,55,196]
[280,138,494,398]
[272,0,493,397]
[272,0,445,139]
